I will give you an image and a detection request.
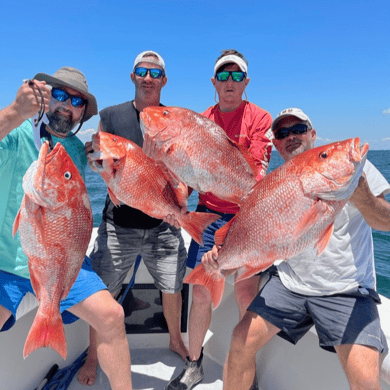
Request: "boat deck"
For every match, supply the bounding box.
[68,334,223,390]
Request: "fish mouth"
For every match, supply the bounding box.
[88,150,121,173]
[23,141,64,208]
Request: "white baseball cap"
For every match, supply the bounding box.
[133,51,165,73]
[214,54,248,76]
[271,108,313,132]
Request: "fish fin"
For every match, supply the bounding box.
[235,261,274,283]
[12,209,21,237]
[315,223,334,255]
[23,308,67,360]
[184,264,225,309]
[158,162,183,189]
[293,201,329,239]
[175,182,189,210]
[214,217,236,247]
[180,212,220,246]
[108,188,121,207]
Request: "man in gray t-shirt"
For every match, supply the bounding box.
[220,108,390,390]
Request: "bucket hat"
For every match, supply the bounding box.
[33,67,98,122]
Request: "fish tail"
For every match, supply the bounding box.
[23,308,67,360]
[181,211,221,246]
[185,263,225,309]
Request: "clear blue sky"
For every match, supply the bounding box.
[1,1,389,149]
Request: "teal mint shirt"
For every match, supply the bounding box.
[0,119,87,279]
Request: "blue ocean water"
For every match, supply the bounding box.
[85,150,390,298]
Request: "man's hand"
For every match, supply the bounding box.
[350,172,390,231]
[349,173,370,207]
[85,140,101,172]
[14,80,51,121]
[201,245,221,270]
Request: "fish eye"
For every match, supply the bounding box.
[64,171,72,180]
[113,137,117,142]
[319,152,328,159]
[163,110,169,116]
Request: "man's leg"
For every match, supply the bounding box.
[335,344,382,390]
[165,284,211,389]
[188,284,213,361]
[162,291,188,360]
[234,276,261,320]
[0,305,12,330]
[233,275,261,389]
[78,221,139,386]
[78,327,98,386]
[223,311,280,390]
[68,290,132,390]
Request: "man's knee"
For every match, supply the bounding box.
[96,301,125,333]
[192,285,212,306]
[348,376,381,390]
[234,276,260,311]
[0,305,12,330]
[230,318,251,354]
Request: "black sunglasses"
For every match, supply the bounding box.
[274,123,309,140]
[52,88,86,108]
[134,67,164,79]
[215,71,246,82]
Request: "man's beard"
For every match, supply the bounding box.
[46,110,76,136]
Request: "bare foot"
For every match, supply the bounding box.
[169,339,189,361]
[78,357,98,386]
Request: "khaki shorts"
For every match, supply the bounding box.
[90,220,187,295]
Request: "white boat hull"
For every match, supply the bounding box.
[1,228,389,390]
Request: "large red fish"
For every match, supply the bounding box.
[13,141,93,359]
[185,138,369,308]
[140,106,258,205]
[88,131,220,245]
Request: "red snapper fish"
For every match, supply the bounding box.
[13,141,93,359]
[88,131,220,245]
[140,106,258,205]
[185,138,369,308]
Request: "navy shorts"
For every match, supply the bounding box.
[249,267,388,354]
[0,256,107,331]
[187,205,235,269]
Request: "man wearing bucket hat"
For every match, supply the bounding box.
[166,49,273,390]
[0,67,133,390]
[222,108,390,390]
[79,51,188,385]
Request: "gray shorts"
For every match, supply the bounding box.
[248,267,388,354]
[90,220,187,295]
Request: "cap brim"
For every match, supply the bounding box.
[271,113,312,132]
[33,72,98,122]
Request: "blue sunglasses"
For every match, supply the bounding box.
[52,88,86,108]
[134,67,164,79]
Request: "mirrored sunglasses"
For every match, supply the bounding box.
[134,67,164,79]
[274,123,309,140]
[215,71,246,82]
[51,88,86,108]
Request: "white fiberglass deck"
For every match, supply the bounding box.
[68,334,223,390]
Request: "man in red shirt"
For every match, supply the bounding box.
[166,49,273,390]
